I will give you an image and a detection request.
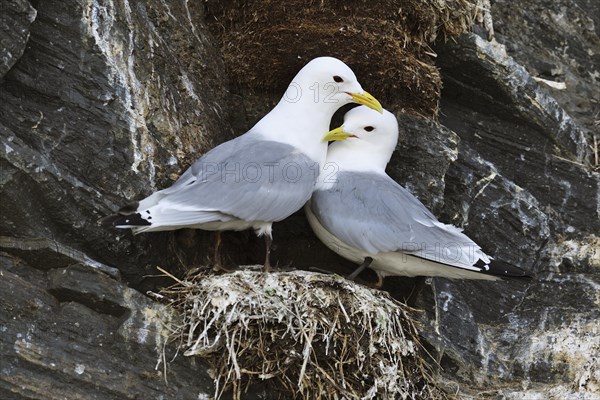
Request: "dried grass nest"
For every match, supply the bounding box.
[160,267,444,399]
[204,0,479,116]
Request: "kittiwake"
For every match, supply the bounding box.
[101,57,383,270]
[305,106,528,282]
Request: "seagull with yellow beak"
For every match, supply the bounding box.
[102,57,382,271]
[306,106,527,283]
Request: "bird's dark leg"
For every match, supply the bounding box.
[263,234,273,272]
[212,231,224,272]
[347,257,373,280]
[406,276,427,306]
[170,232,188,270]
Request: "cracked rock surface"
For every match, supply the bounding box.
[1,0,598,399]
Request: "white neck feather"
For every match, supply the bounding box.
[327,140,390,173]
[250,95,342,166]
[316,141,391,189]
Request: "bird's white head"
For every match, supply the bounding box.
[280,56,382,116]
[253,57,382,165]
[323,106,399,172]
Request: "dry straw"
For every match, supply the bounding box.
[159,267,444,399]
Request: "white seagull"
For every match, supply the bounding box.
[102,57,382,270]
[305,106,527,283]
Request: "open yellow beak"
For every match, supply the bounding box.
[322,126,356,142]
[349,91,383,113]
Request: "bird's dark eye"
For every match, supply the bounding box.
[364,126,375,132]
[333,75,344,83]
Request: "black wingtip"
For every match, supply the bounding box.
[98,211,151,227]
[99,201,152,227]
[483,259,534,280]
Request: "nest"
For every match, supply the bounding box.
[204,0,479,116]
[160,268,443,399]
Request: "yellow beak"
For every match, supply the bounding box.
[322,126,355,142]
[349,91,383,113]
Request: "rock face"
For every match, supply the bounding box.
[0,0,236,289]
[0,245,214,399]
[492,0,600,136]
[409,10,599,400]
[1,0,599,399]
[1,0,231,398]
[0,0,36,77]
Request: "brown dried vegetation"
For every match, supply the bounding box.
[205,0,479,116]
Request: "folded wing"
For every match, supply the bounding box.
[106,135,319,232]
[310,171,491,271]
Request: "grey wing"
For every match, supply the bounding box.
[311,172,488,267]
[147,136,318,223]
[311,172,427,254]
[161,135,252,193]
[136,135,250,209]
